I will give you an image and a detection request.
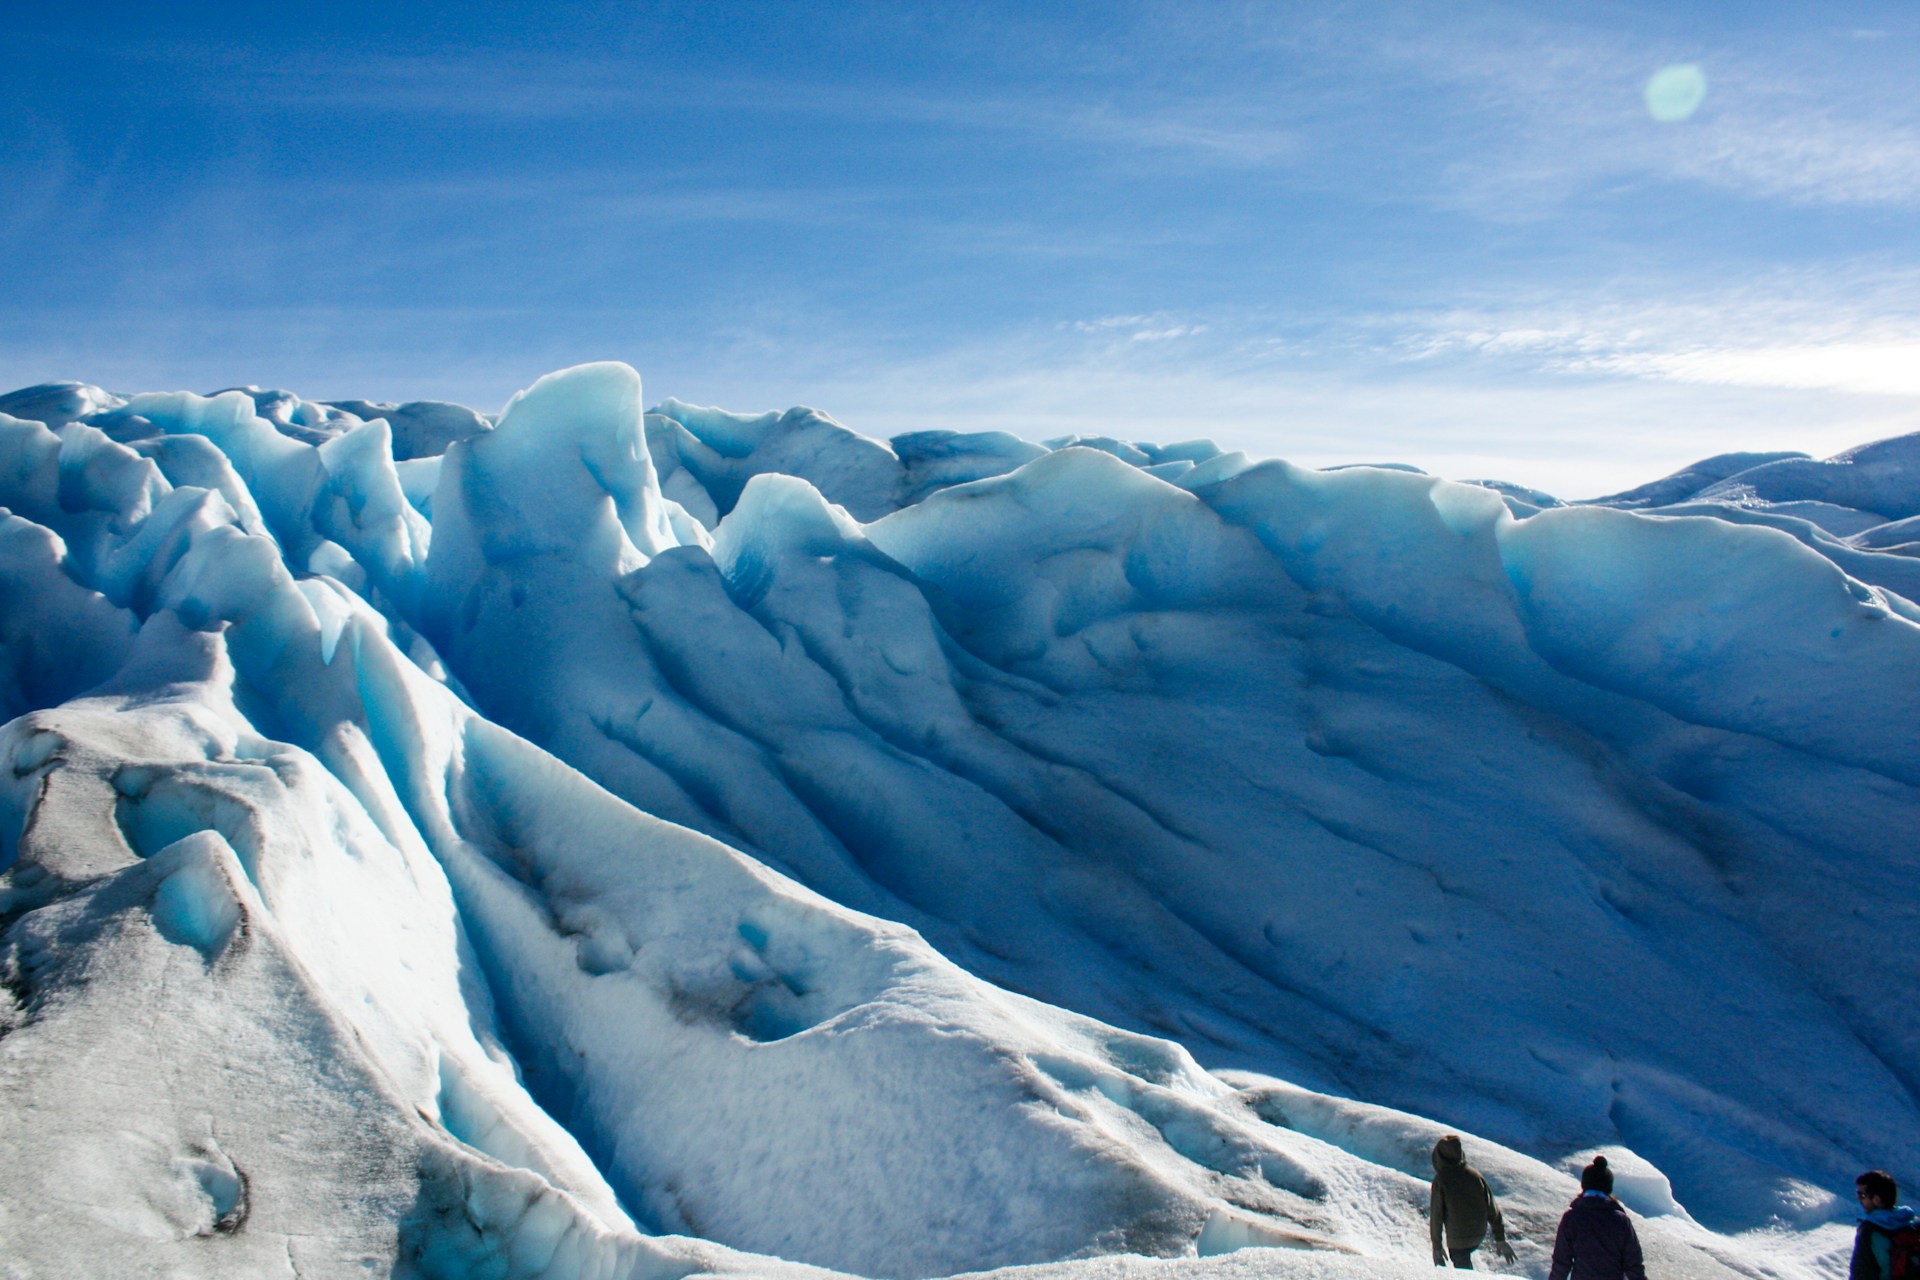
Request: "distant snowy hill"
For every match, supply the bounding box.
[1,363,1909,1280]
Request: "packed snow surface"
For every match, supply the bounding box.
[0,364,1912,1280]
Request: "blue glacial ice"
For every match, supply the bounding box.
[1,362,1914,1280]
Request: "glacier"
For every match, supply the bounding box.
[0,362,1914,1280]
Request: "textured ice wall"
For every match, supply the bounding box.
[1,363,1910,1278]
[417,368,1920,1229]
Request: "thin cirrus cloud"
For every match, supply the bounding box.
[1071,316,1211,342]
[246,47,1302,171]
[1675,117,1920,206]
[1404,273,1920,400]
[1584,342,1920,397]
[1342,11,1920,216]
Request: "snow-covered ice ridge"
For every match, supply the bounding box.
[0,363,1910,1280]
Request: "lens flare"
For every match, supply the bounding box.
[1645,64,1708,122]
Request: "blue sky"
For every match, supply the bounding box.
[5,0,1919,496]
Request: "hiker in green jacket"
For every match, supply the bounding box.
[1430,1134,1517,1269]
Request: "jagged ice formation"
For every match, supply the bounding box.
[1,363,1914,1280]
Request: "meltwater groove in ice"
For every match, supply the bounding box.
[1,362,1912,1279]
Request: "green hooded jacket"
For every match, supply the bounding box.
[1430,1135,1508,1255]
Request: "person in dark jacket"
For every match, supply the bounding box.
[1430,1134,1517,1268]
[1853,1169,1918,1280]
[1548,1156,1647,1280]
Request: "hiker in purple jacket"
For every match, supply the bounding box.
[1548,1157,1647,1280]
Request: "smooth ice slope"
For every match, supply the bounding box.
[1,363,1910,1280]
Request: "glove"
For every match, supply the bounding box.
[1433,1250,1448,1266]
[1496,1241,1518,1264]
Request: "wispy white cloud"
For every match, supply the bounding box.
[1074,315,1157,331]
[1674,117,1920,206]
[1334,8,1920,214]
[1400,268,1920,400]
[1581,341,1920,397]
[1070,315,1209,342]
[202,47,1304,171]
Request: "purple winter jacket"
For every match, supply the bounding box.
[1548,1193,1648,1280]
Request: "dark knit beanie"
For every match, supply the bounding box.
[1580,1156,1614,1193]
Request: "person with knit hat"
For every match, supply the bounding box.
[1429,1134,1517,1268]
[1548,1156,1647,1280]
